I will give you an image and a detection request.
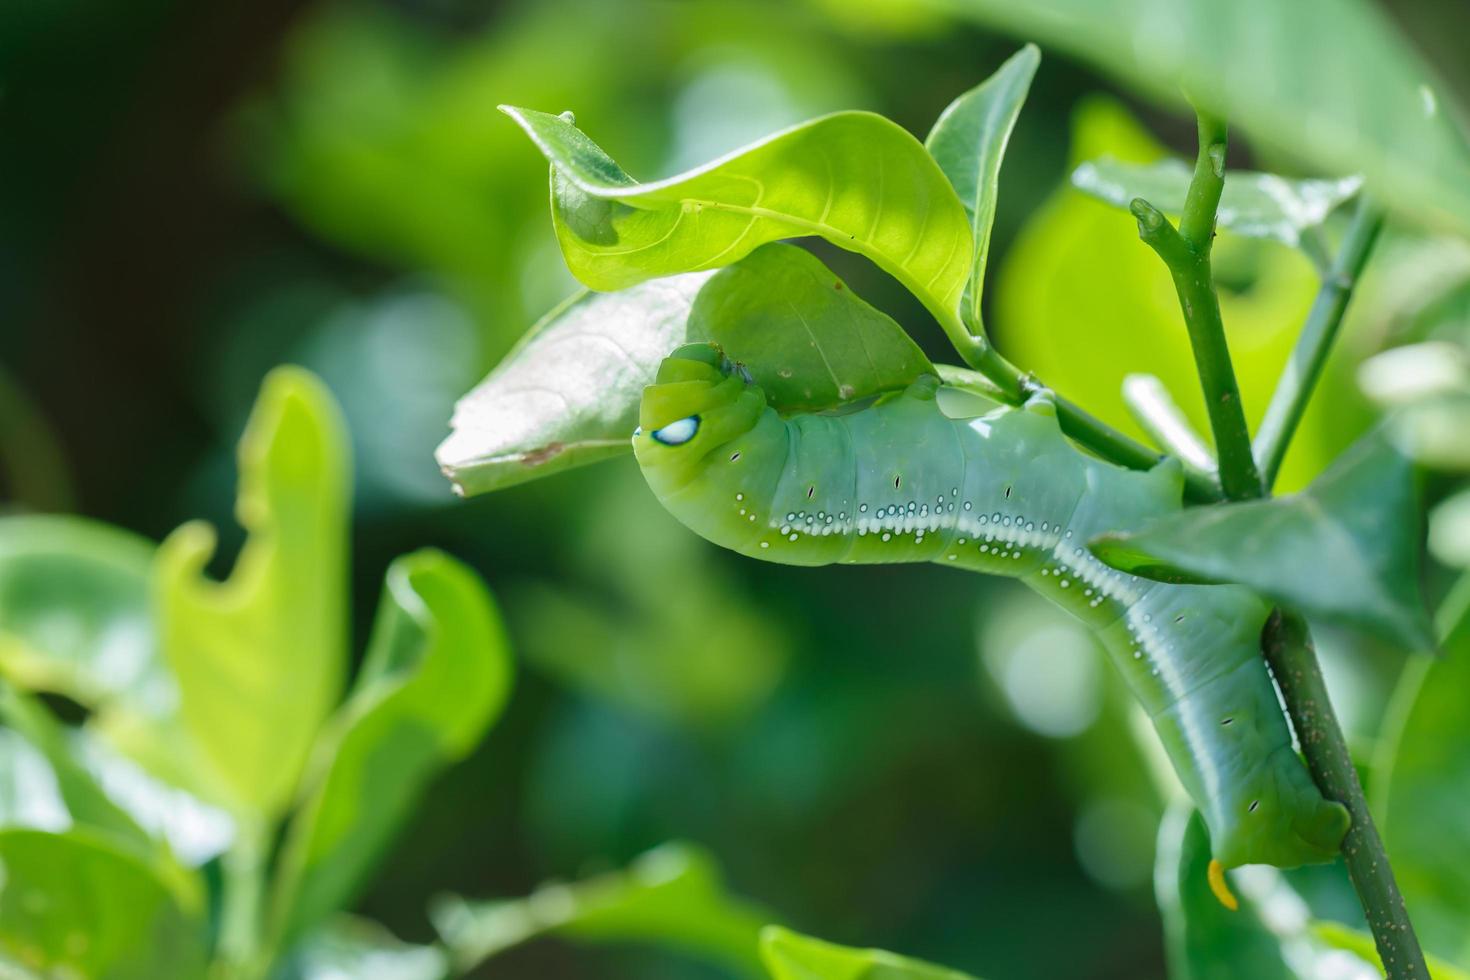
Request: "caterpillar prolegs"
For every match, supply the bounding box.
[633,344,1349,870]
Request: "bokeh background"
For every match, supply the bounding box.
[4,1,1470,977]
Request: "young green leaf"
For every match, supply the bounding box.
[691,244,934,412]
[502,105,974,333]
[1071,158,1361,252]
[269,549,511,946]
[437,273,712,496]
[0,515,170,714]
[1091,429,1434,651]
[930,0,1470,238]
[924,44,1039,339]
[156,367,350,818]
[0,827,207,979]
[759,925,979,980]
[1375,574,1470,963]
[432,842,770,978]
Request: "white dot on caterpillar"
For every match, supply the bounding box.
[980,544,990,553]
[760,542,770,548]
[739,508,747,516]
[736,493,744,501]
[859,503,868,513]
[963,501,972,511]
[1133,650,1142,659]
[789,533,799,541]
[780,525,791,534]
[957,538,967,545]
[947,554,957,560]
[1059,579,1070,588]
[881,532,892,542]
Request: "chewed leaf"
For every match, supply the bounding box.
[439,245,934,496]
[432,842,770,978]
[502,105,974,328]
[156,367,351,817]
[925,44,1039,337]
[270,549,512,945]
[437,273,712,496]
[1071,157,1362,250]
[1091,429,1433,651]
[693,244,934,412]
[760,925,980,979]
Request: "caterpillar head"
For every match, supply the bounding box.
[634,343,765,491]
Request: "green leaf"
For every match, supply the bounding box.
[924,44,1039,337]
[156,366,350,817]
[270,548,512,945]
[1091,429,1434,651]
[437,273,711,496]
[0,728,70,831]
[502,104,974,329]
[431,841,770,978]
[1375,574,1470,963]
[1152,804,1371,979]
[0,515,169,714]
[759,925,980,980]
[1313,921,1470,980]
[1071,157,1362,251]
[929,0,1470,237]
[439,244,933,496]
[1431,489,1470,569]
[280,915,448,980]
[690,244,933,412]
[0,827,207,979]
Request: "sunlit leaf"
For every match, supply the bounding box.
[924,44,1039,337]
[759,925,980,980]
[156,367,350,817]
[281,915,448,980]
[269,549,512,945]
[1091,429,1433,651]
[437,273,712,496]
[439,244,933,496]
[1071,157,1361,250]
[1430,490,1470,569]
[1375,574,1470,963]
[995,98,1361,494]
[0,515,169,714]
[0,827,207,979]
[1154,804,1376,980]
[691,244,933,411]
[432,841,770,978]
[927,0,1470,237]
[1313,921,1470,980]
[502,104,974,327]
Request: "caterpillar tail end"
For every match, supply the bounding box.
[1207,859,1239,911]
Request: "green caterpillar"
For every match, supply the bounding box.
[633,343,1349,870]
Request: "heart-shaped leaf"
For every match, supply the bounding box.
[502,105,974,331]
[924,44,1039,337]
[1071,157,1362,251]
[270,548,512,946]
[156,367,350,818]
[760,925,980,980]
[432,842,770,978]
[933,0,1470,237]
[1091,429,1433,651]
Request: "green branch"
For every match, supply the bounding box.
[1122,373,1217,476]
[1253,197,1385,489]
[1262,611,1428,979]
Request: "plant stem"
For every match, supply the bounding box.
[1262,610,1429,979]
[1253,197,1385,489]
[217,821,270,980]
[1121,373,1217,476]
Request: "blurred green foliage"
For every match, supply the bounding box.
[3,0,1470,977]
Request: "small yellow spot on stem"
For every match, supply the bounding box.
[1207,859,1238,911]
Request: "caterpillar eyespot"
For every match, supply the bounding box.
[631,345,1350,871]
[651,415,700,446]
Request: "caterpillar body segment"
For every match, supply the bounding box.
[633,345,1349,869]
